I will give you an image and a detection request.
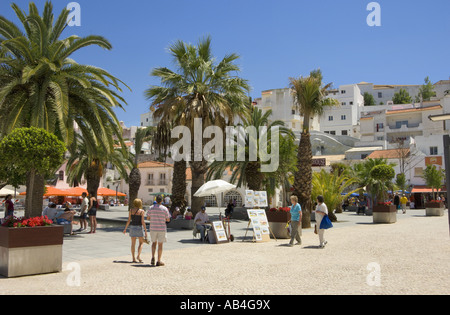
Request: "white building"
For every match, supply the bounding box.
[321,84,364,138]
[140,110,158,128]
[254,88,320,132]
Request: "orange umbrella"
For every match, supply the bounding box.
[97,187,127,197]
[64,187,88,196]
[20,186,71,197]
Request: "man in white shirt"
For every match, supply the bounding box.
[194,206,211,242]
[77,192,89,232]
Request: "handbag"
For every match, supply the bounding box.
[320,215,333,230]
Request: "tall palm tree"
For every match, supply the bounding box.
[146,36,250,214]
[0,2,129,211]
[290,69,338,228]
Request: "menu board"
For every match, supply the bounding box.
[247,209,271,243]
[211,221,229,244]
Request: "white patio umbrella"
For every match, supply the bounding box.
[194,180,237,199]
[0,188,16,197]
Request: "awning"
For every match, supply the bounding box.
[411,186,447,194]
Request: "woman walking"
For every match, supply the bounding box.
[87,195,98,234]
[3,195,14,218]
[315,195,328,249]
[123,199,148,263]
[289,196,302,247]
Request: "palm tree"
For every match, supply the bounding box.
[128,127,154,209]
[311,169,359,222]
[66,134,132,198]
[0,1,128,211]
[146,36,250,214]
[207,108,292,192]
[290,69,338,228]
[352,158,397,210]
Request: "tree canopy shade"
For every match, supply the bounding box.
[0,1,129,154]
[0,127,66,217]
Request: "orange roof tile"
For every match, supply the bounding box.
[367,148,410,160]
[386,105,442,115]
[138,161,174,168]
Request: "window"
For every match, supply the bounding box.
[341,102,346,106]
[59,171,64,181]
[341,90,346,94]
[159,173,167,185]
[377,136,384,141]
[148,188,153,193]
[415,167,424,177]
[147,174,154,185]
[292,110,296,115]
[378,92,383,98]
[342,130,348,136]
[349,101,354,105]
[341,115,346,121]
[328,116,334,121]
[361,154,368,159]
[395,121,408,129]
[430,147,438,156]
[330,131,336,135]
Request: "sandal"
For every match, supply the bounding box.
[151,258,155,266]
[156,261,165,267]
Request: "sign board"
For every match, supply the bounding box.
[211,221,229,244]
[245,190,268,208]
[312,158,326,167]
[247,209,271,243]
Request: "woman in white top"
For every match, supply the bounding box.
[315,195,328,249]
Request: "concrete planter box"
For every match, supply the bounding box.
[266,211,291,239]
[425,202,445,217]
[0,225,64,278]
[373,205,397,224]
[167,219,194,230]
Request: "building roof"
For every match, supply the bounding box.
[138,161,173,168]
[386,105,442,115]
[367,148,410,160]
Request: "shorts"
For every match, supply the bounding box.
[80,213,87,220]
[129,225,145,238]
[150,231,167,243]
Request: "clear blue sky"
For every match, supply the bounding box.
[1,0,449,127]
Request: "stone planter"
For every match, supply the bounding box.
[425,202,445,217]
[266,211,291,239]
[0,225,64,278]
[373,205,397,224]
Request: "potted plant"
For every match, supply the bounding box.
[422,165,445,216]
[266,207,291,239]
[424,200,445,217]
[0,216,64,278]
[369,164,397,224]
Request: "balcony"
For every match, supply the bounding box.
[386,123,423,133]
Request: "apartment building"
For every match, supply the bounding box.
[253,88,320,132]
[321,84,364,138]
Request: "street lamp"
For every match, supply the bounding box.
[429,114,450,236]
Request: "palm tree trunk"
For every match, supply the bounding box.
[128,167,141,210]
[293,132,313,228]
[86,162,101,198]
[245,162,264,191]
[25,169,45,218]
[171,160,187,212]
[190,160,208,216]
